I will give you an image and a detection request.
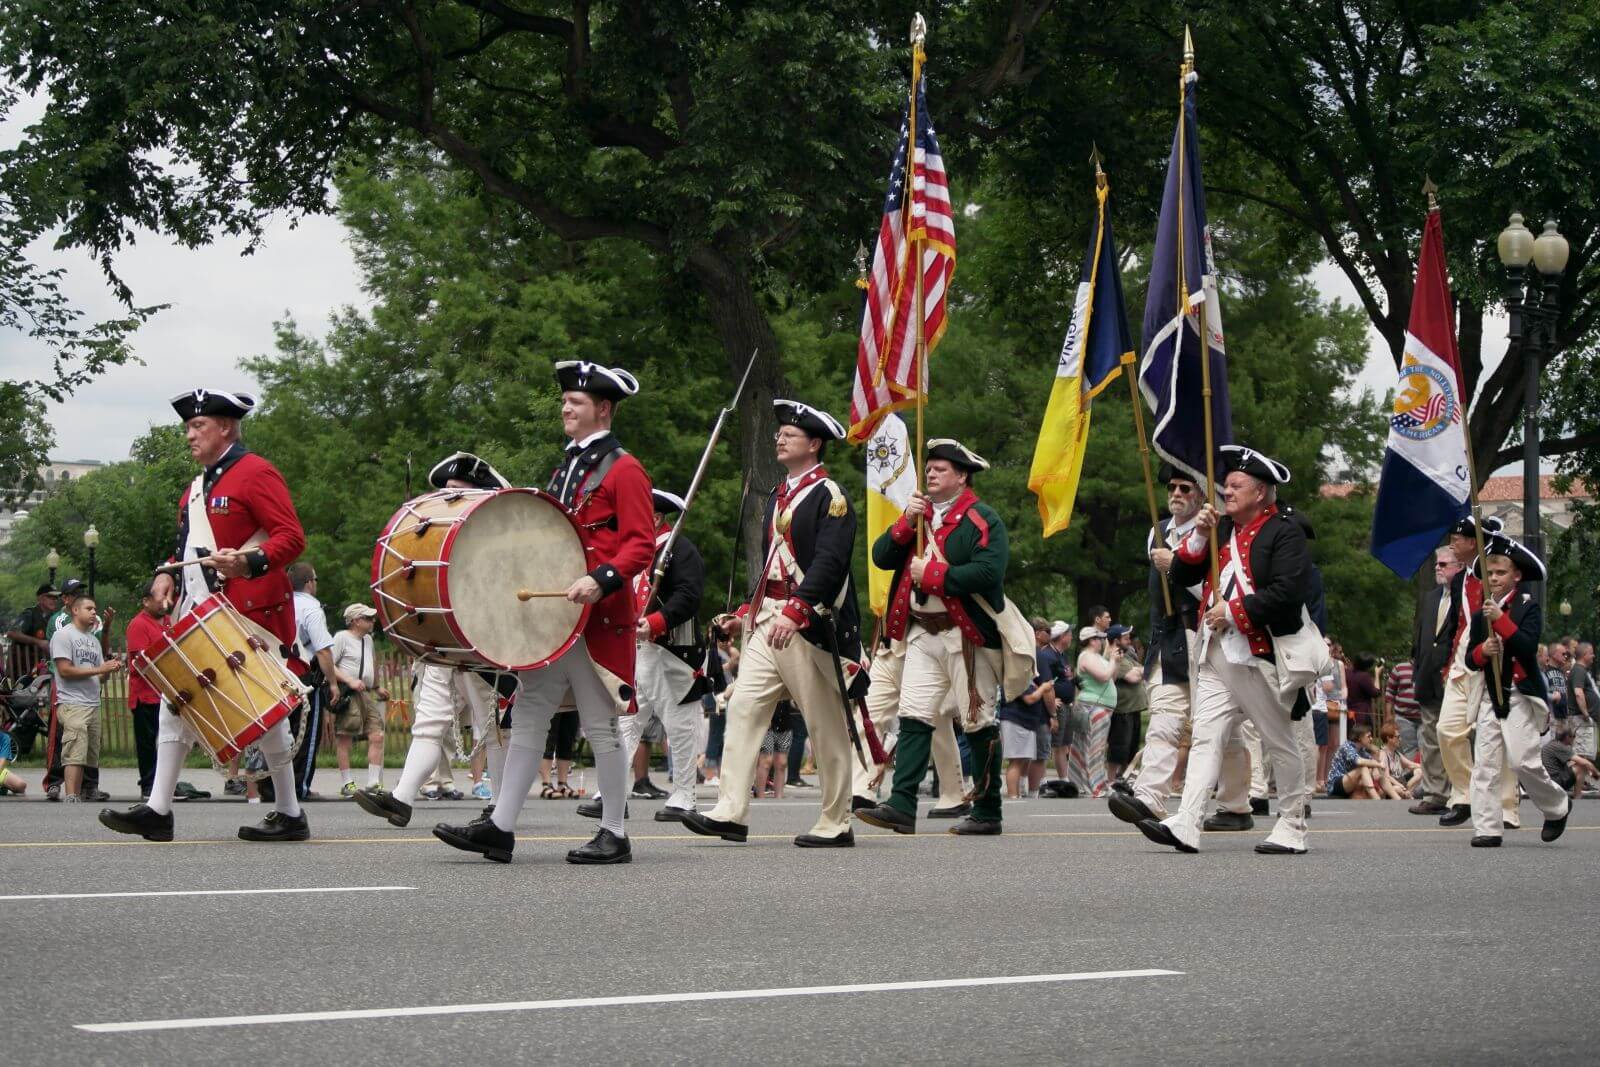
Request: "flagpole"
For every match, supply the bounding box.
[1425,176,1505,707]
[1179,26,1222,597]
[911,14,929,554]
[1098,149,1174,616]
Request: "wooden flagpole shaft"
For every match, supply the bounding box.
[1124,356,1174,616]
[910,27,928,556]
[1458,387,1505,707]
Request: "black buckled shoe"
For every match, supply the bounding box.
[795,830,855,847]
[680,811,748,842]
[855,803,915,834]
[238,810,310,842]
[1250,797,1270,816]
[567,828,632,864]
[1107,792,1156,825]
[948,816,1001,836]
[927,802,971,819]
[1470,835,1501,848]
[654,805,693,823]
[1542,809,1569,843]
[434,820,514,863]
[1135,818,1197,854]
[576,797,627,820]
[98,804,174,842]
[353,787,412,828]
[1203,810,1255,832]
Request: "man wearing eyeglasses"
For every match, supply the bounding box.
[1407,546,1460,814]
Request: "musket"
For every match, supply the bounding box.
[640,348,759,611]
[820,610,870,771]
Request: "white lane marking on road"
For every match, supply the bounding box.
[1,886,413,902]
[78,969,1182,1033]
[1028,811,1353,818]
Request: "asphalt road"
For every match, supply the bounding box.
[3,769,1595,1065]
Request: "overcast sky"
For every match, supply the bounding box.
[3,92,1510,470]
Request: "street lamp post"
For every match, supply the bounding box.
[1496,212,1568,605]
[46,547,60,587]
[83,524,100,598]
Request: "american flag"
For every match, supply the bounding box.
[847,60,956,443]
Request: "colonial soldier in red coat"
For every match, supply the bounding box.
[100,388,309,843]
[434,361,655,865]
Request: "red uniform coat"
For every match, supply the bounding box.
[552,442,655,701]
[172,448,306,651]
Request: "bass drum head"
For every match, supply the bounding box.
[444,489,588,670]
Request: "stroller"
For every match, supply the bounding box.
[0,668,52,759]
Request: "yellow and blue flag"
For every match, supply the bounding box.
[1029,175,1134,536]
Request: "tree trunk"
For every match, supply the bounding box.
[687,248,787,594]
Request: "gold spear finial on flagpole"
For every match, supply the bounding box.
[1183,24,1195,71]
[1422,176,1439,213]
[1090,142,1107,190]
[854,240,870,289]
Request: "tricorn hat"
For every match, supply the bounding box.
[1220,444,1291,485]
[773,399,846,441]
[553,361,639,402]
[171,388,257,422]
[428,452,510,491]
[926,438,990,473]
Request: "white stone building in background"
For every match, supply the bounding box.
[0,460,107,548]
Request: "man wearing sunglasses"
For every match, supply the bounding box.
[1406,546,1461,814]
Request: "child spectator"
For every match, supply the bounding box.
[48,594,122,803]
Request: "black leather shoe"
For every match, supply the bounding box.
[1542,810,1569,843]
[927,802,971,819]
[795,830,855,847]
[948,817,1001,836]
[1250,797,1270,816]
[433,820,514,863]
[1110,778,1134,797]
[238,810,310,842]
[1409,797,1448,815]
[1254,841,1307,855]
[851,794,877,812]
[353,787,412,827]
[654,805,693,823]
[472,804,496,824]
[680,811,748,842]
[1439,804,1471,827]
[577,798,627,820]
[629,778,668,800]
[98,804,174,842]
[567,828,632,864]
[1470,835,1501,848]
[1107,792,1156,825]
[855,803,915,834]
[1203,810,1255,832]
[1135,818,1197,853]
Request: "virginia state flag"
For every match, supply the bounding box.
[865,413,918,616]
[1138,70,1232,488]
[1370,208,1471,578]
[1029,176,1133,536]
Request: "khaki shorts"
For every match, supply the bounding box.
[57,702,101,767]
[335,690,386,736]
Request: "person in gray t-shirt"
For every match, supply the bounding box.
[49,595,123,800]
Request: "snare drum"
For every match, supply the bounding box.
[131,595,304,762]
[371,488,589,670]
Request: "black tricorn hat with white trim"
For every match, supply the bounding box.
[652,490,686,514]
[428,452,510,491]
[1449,514,1504,539]
[1474,532,1547,582]
[1220,444,1291,485]
[926,438,990,473]
[171,388,257,421]
[554,361,640,402]
[773,399,846,441]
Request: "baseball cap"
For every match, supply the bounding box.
[343,603,379,625]
[1049,621,1071,640]
[36,583,60,597]
[1107,624,1133,639]
[1078,625,1106,641]
[59,578,87,599]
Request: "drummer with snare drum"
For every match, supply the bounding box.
[99,388,310,844]
[433,362,656,865]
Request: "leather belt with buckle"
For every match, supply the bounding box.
[912,612,955,634]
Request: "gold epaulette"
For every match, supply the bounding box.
[825,480,847,518]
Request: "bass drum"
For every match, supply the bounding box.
[371,488,589,671]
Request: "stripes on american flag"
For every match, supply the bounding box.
[848,56,956,443]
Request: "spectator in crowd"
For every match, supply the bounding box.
[1569,643,1598,764]
[1408,545,1461,814]
[286,561,340,800]
[1072,624,1118,797]
[540,709,580,797]
[999,625,1055,799]
[0,728,27,795]
[1326,722,1386,800]
[123,580,174,801]
[786,701,810,788]
[1310,662,1332,793]
[42,579,109,802]
[1541,720,1597,799]
[1383,657,1422,758]
[1318,637,1348,777]
[755,700,795,799]
[331,604,390,797]
[1376,722,1419,798]
[1045,621,1076,783]
[5,584,59,681]
[1345,653,1380,733]
[703,628,737,788]
[49,593,122,803]
[1543,642,1570,718]
[1107,624,1145,783]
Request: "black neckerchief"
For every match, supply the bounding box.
[547,432,621,508]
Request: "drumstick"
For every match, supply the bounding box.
[516,589,570,601]
[154,557,218,576]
